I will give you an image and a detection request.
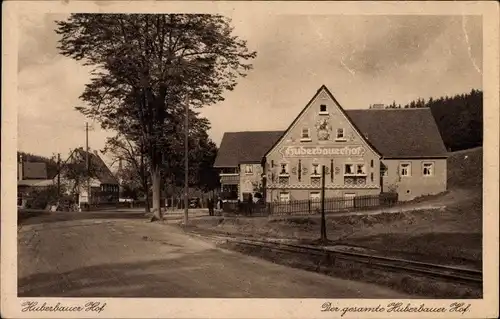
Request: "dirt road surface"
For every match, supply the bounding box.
[18,212,411,298]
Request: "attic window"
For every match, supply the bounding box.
[319,104,328,114]
[336,128,346,140]
[301,128,311,140]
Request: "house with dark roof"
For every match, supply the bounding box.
[55,147,120,206]
[214,85,448,202]
[17,157,55,207]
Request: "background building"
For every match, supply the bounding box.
[55,148,120,206]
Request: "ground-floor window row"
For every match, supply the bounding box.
[220,162,436,197]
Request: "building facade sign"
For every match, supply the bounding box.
[279,145,366,158]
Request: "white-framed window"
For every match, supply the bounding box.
[244,164,253,174]
[279,192,290,202]
[301,128,310,140]
[423,162,434,176]
[279,163,289,175]
[345,163,367,176]
[380,163,388,177]
[311,163,320,175]
[400,162,411,177]
[319,104,328,114]
[356,164,366,175]
[345,164,354,175]
[310,191,321,201]
[336,128,345,140]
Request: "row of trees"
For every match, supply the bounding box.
[386,89,483,151]
[55,14,257,220]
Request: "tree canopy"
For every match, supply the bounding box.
[55,14,256,217]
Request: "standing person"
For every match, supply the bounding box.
[247,193,253,215]
[218,197,224,212]
[207,198,214,216]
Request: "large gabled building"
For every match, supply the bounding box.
[214,85,448,202]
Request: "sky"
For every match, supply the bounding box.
[17,12,483,164]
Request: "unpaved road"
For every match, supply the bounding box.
[18,212,411,298]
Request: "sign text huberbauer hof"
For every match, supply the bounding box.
[279,145,366,157]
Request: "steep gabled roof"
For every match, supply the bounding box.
[214,86,448,167]
[346,108,448,158]
[214,131,284,167]
[61,148,119,185]
[263,85,381,159]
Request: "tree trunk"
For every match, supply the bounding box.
[150,164,163,221]
[140,152,150,213]
[144,183,151,213]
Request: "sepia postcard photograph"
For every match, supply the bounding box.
[1,1,499,318]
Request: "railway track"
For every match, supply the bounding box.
[186,230,483,286]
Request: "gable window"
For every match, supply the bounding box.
[244,164,253,174]
[400,163,411,177]
[336,128,346,140]
[279,192,290,202]
[370,160,374,168]
[311,163,320,175]
[301,128,311,141]
[345,163,366,176]
[279,163,289,175]
[319,104,328,114]
[356,164,366,175]
[423,162,434,176]
[345,164,354,175]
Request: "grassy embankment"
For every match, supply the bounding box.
[183,147,483,269]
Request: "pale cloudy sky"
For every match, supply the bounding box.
[17,12,482,163]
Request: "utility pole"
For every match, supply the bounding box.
[86,122,91,211]
[320,165,327,242]
[57,153,61,201]
[184,97,189,224]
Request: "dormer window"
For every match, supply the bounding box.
[301,128,311,141]
[319,104,328,115]
[336,128,346,141]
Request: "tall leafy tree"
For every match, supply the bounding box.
[56,14,256,220]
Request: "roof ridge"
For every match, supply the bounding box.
[225,130,285,133]
[348,108,432,111]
